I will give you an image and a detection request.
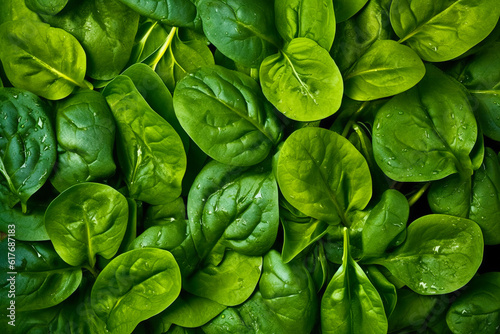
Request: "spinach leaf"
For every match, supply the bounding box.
[103,75,186,205]
[50,90,116,192]
[334,0,369,22]
[321,228,388,334]
[91,248,181,334]
[187,159,279,264]
[0,20,87,100]
[152,293,226,329]
[260,38,343,122]
[42,0,140,80]
[144,197,186,229]
[202,250,317,334]
[365,266,397,317]
[277,127,372,224]
[373,64,476,182]
[183,251,262,306]
[0,240,82,311]
[25,0,68,15]
[155,28,215,92]
[446,272,500,333]
[15,306,60,334]
[452,42,500,141]
[173,65,282,167]
[369,214,484,295]
[331,0,394,73]
[274,0,335,50]
[344,39,425,101]
[115,0,197,28]
[129,220,199,277]
[390,0,500,61]
[197,0,281,68]
[44,182,129,268]
[0,0,40,24]
[0,88,56,212]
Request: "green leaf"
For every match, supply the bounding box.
[173,65,282,167]
[197,0,281,68]
[321,228,388,334]
[277,127,372,224]
[0,19,87,100]
[365,266,397,317]
[42,0,140,80]
[371,214,484,295]
[260,38,343,122]
[373,64,476,182]
[184,251,262,306]
[274,0,335,50]
[334,0,369,22]
[91,248,182,334]
[50,90,116,192]
[45,183,129,268]
[187,160,279,264]
[390,0,500,61]
[446,272,500,334]
[103,75,186,205]
[25,0,68,15]
[344,39,425,101]
[0,88,56,211]
[152,293,226,329]
[281,218,332,263]
[0,240,82,311]
[115,0,197,28]
[0,194,49,241]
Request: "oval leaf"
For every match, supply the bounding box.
[260,38,343,122]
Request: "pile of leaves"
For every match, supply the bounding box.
[1,0,500,333]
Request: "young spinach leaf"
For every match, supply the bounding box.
[343,39,425,101]
[0,240,82,312]
[44,182,129,268]
[174,65,282,167]
[50,90,116,192]
[0,88,56,212]
[446,272,500,333]
[277,127,372,224]
[25,0,68,15]
[274,0,335,51]
[103,75,186,205]
[333,0,369,23]
[369,214,484,295]
[260,38,343,122]
[115,0,197,28]
[0,20,87,100]
[390,0,500,61]
[91,248,182,334]
[321,228,388,334]
[373,64,476,182]
[197,0,281,68]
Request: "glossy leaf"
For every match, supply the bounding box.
[103,75,186,205]
[0,194,49,241]
[115,0,197,28]
[260,38,343,122]
[373,64,476,182]
[371,214,484,295]
[25,0,68,15]
[390,0,500,61]
[281,218,332,263]
[321,228,388,334]
[50,90,116,192]
[197,0,281,68]
[42,0,140,80]
[187,160,279,264]
[0,240,82,311]
[366,266,397,317]
[184,251,262,306]
[0,88,56,211]
[174,65,282,166]
[144,197,186,229]
[91,248,182,334]
[334,0,369,22]
[274,0,335,50]
[0,20,87,100]
[277,127,372,224]
[45,183,129,268]
[344,39,425,101]
[0,0,41,24]
[446,272,500,334]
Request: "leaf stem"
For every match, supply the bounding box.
[407,182,431,207]
[148,26,177,71]
[83,264,99,278]
[341,101,369,138]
